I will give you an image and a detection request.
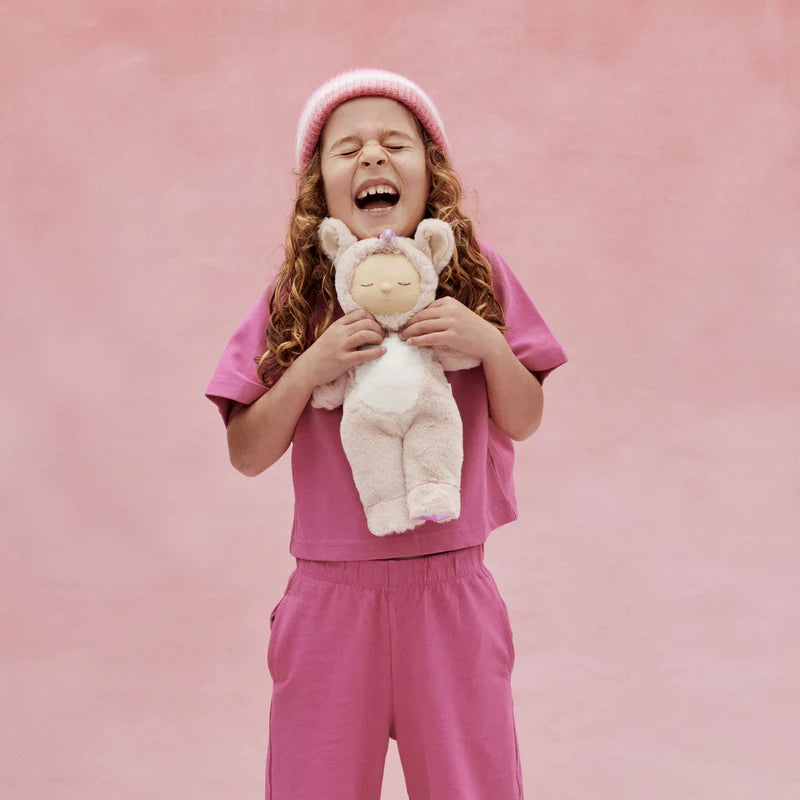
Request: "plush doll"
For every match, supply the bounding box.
[311,217,480,537]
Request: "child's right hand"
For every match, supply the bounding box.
[296,308,386,388]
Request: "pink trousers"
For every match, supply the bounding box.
[265,543,524,799]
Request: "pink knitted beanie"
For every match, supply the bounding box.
[295,68,451,172]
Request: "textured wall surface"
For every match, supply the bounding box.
[2,1,799,798]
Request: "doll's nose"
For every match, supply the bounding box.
[380,283,392,293]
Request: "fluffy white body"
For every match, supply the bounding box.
[353,333,425,414]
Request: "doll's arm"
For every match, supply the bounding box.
[430,344,481,372]
[310,373,348,409]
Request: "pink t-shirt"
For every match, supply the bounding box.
[205,242,568,561]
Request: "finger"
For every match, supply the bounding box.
[349,329,385,348]
[405,307,441,326]
[350,344,387,364]
[405,332,445,347]
[342,308,372,323]
[348,317,384,336]
[402,320,445,339]
[344,310,383,331]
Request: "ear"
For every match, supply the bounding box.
[319,217,358,262]
[413,219,455,272]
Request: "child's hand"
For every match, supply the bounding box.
[398,297,503,362]
[297,308,386,388]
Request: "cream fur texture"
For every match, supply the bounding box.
[311,218,480,536]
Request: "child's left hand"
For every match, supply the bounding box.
[398,296,503,362]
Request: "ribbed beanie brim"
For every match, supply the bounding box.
[295,68,450,171]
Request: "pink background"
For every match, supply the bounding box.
[3,1,799,798]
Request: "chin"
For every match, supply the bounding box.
[349,207,420,240]
[356,216,397,240]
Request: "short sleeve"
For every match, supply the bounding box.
[204,286,274,426]
[480,242,568,384]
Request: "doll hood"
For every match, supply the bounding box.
[318,218,455,331]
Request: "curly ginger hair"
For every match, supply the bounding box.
[255,129,508,389]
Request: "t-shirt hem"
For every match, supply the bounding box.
[288,501,518,561]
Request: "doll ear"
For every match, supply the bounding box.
[319,217,358,262]
[413,219,455,273]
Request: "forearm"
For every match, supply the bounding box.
[226,356,315,476]
[481,331,543,441]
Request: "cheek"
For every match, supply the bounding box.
[326,183,347,211]
[352,279,376,302]
[321,168,350,211]
[412,154,428,180]
[407,165,430,205]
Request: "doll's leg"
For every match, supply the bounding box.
[402,383,463,522]
[340,399,422,537]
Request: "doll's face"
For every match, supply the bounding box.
[350,253,421,315]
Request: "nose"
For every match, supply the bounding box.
[380,283,392,293]
[360,140,386,167]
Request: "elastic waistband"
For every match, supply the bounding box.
[294,543,485,588]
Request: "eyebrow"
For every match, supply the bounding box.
[328,129,415,151]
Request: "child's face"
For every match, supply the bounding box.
[320,97,429,240]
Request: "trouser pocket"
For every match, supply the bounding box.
[480,565,516,673]
[267,569,298,681]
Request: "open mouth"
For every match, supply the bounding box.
[354,186,400,211]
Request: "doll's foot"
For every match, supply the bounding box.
[365,495,425,537]
[407,483,460,524]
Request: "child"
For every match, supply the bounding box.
[205,68,567,800]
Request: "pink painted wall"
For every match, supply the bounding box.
[3,1,798,797]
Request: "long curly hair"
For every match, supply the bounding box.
[255,128,508,389]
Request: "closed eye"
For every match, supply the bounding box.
[398,282,411,285]
[340,145,404,156]
[360,283,374,287]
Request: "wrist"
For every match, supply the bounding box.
[286,352,317,397]
[480,325,508,364]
